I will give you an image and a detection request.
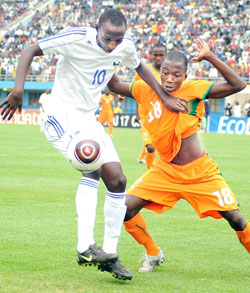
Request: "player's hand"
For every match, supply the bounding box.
[0,91,23,120]
[191,37,211,62]
[118,95,125,102]
[161,92,188,113]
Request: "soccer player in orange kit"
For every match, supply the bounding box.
[98,87,115,136]
[108,37,249,273]
[134,43,166,169]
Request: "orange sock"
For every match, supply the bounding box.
[108,123,113,136]
[138,147,146,160]
[124,213,159,256]
[236,221,250,254]
[145,152,155,169]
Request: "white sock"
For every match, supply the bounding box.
[102,191,126,254]
[76,177,99,253]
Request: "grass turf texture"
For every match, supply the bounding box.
[0,124,249,293]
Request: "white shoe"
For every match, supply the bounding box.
[137,159,146,164]
[138,249,165,273]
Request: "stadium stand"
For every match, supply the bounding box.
[0,0,249,83]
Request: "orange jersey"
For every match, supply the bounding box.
[129,79,214,162]
[133,63,161,124]
[99,94,114,113]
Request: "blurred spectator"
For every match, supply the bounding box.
[113,102,123,114]
[247,106,250,117]
[38,87,51,132]
[243,99,250,117]
[0,0,249,83]
[98,88,115,137]
[204,100,210,118]
[225,102,233,117]
[203,100,210,132]
[233,101,242,117]
[39,88,51,112]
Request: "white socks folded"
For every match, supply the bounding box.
[103,191,126,254]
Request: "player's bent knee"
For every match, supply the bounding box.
[124,195,147,221]
[107,174,127,192]
[220,210,247,231]
[124,208,138,221]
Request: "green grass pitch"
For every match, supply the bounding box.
[0,124,249,292]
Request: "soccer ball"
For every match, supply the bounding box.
[67,133,105,172]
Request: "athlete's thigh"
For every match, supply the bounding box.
[182,158,239,219]
[107,112,114,124]
[127,164,181,212]
[126,194,150,211]
[98,111,106,124]
[185,178,238,216]
[42,110,71,159]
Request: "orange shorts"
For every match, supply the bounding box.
[98,111,113,125]
[141,124,152,146]
[127,153,239,219]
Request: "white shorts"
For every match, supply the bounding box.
[41,107,120,164]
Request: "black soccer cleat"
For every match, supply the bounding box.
[98,258,133,280]
[77,243,118,267]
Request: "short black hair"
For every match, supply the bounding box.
[151,43,166,52]
[165,51,188,71]
[98,9,127,28]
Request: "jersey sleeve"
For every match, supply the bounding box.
[175,80,214,100]
[129,80,150,104]
[121,35,141,69]
[37,27,87,55]
[133,72,141,81]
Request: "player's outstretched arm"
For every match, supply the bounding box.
[107,74,131,98]
[192,37,246,99]
[0,44,43,120]
[135,60,188,113]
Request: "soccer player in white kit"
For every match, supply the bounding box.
[0,9,187,280]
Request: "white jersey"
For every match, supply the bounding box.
[38,26,141,115]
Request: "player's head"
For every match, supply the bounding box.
[97,9,127,53]
[104,87,110,94]
[160,50,188,93]
[151,43,166,70]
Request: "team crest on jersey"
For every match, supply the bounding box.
[113,61,120,68]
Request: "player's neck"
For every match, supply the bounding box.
[152,63,160,72]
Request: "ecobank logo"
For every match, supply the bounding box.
[210,116,250,135]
